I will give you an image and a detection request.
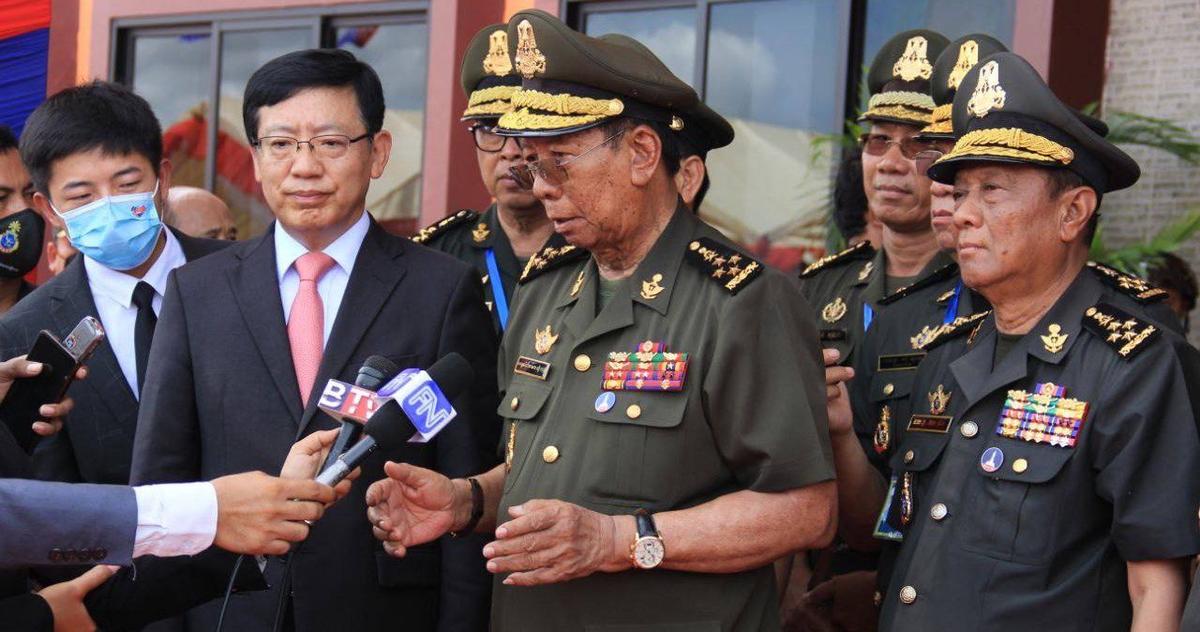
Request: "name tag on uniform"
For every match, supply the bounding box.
[513,356,550,381]
[820,329,847,342]
[878,352,925,371]
[908,414,952,433]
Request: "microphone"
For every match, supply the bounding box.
[315,353,473,486]
[319,356,400,473]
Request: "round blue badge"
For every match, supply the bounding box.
[594,391,616,414]
[980,447,1004,473]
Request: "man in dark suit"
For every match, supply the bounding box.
[0,81,229,488]
[131,49,499,632]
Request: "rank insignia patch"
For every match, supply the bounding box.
[1082,302,1160,359]
[686,238,763,294]
[995,382,1088,448]
[602,340,688,391]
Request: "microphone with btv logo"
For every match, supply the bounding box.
[315,353,473,487]
[319,355,400,473]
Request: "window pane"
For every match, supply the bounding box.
[704,0,843,270]
[863,0,1016,77]
[133,33,211,196]
[218,28,314,238]
[336,22,428,230]
[583,7,696,85]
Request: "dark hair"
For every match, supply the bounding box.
[598,117,683,177]
[833,149,869,243]
[1148,252,1198,313]
[0,125,17,153]
[243,48,385,144]
[20,81,163,195]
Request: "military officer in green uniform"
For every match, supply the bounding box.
[412,23,568,334]
[826,51,1200,631]
[798,30,951,368]
[364,10,836,631]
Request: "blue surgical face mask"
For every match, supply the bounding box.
[53,181,163,271]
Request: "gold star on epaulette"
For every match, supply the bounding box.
[411,209,478,244]
[1082,302,1160,359]
[799,241,873,278]
[1087,261,1169,303]
[917,311,991,351]
[519,244,588,283]
[685,237,763,295]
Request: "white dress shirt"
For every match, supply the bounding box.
[132,481,218,558]
[83,229,187,400]
[275,211,370,348]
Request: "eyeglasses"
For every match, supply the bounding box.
[509,129,625,190]
[469,124,510,153]
[914,149,945,176]
[253,133,371,161]
[859,133,943,160]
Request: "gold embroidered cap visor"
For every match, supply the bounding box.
[461,24,523,121]
[858,29,949,127]
[494,9,699,137]
[927,52,1139,193]
[917,33,1009,139]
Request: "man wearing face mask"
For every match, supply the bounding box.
[0,125,44,313]
[0,82,230,494]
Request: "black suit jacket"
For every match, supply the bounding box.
[0,228,229,485]
[130,218,500,632]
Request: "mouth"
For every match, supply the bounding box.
[875,184,912,197]
[286,190,332,205]
[957,241,984,256]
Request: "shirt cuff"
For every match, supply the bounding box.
[132,481,218,558]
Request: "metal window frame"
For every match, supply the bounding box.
[112,1,428,191]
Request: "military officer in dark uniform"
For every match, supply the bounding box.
[798,30,950,368]
[826,51,1200,631]
[412,24,564,334]
[366,11,836,631]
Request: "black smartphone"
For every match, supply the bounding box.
[1,316,105,452]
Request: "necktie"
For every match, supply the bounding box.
[131,281,158,394]
[288,251,336,407]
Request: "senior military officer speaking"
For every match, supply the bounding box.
[366,10,836,631]
[827,51,1200,631]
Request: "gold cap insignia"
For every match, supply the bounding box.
[514,19,546,80]
[669,116,685,131]
[534,324,559,355]
[928,384,951,415]
[1040,323,1068,354]
[822,297,848,323]
[472,222,490,243]
[483,29,513,77]
[948,39,979,89]
[640,273,665,300]
[967,60,1006,118]
[893,36,933,82]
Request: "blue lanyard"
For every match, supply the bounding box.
[942,281,963,325]
[484,248,509,331]
[863,303,874,332]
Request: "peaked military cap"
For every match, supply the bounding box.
[859,29,950,127]
[496,9,699,137]
[928,52,1140,193]
[920,34,1008,138]
[461,24,522,121]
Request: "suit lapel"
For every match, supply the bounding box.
[227,228,303,422]
[298,222,407,434]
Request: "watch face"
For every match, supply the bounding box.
[634,537,665,569]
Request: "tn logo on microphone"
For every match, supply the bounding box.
[405,385,453,432]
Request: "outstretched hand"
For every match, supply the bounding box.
[365,461,459,557]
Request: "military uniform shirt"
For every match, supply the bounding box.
[875,269,1200,631]
[492,207,834,631]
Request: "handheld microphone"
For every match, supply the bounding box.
[318,356,400,473]
[315,353,473,486]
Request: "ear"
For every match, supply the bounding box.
[33,192,62,229]
[157,158,174,208]
[674,155,706,209]
[251,143,264,184]
[1057,185,1097,243]
[628,124,661,187]
[370,130,393,179]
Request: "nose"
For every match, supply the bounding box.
[952,188,981,231]
[877,141,910,174]
[498,136,522,161]
[289,145,324,178]
[531,170,562,201]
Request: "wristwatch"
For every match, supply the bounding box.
[630,509,665,569]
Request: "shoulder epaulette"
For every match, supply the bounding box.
[1087,261,1168,303]
[519,244,588,282]
[411,209,478,244]
[685,237,764,296]
[799,241,873,278]
[917,311,991,351]
[936,288,956,304]
[878,263,959,305]
[1082,301,1160,359]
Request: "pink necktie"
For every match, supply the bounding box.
[288,251,336,407]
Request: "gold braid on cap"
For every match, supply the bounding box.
[867,91,935,111]
[468,85,519,108]
[923,104,954,134]
[510,89,624,117]
[499,108,608,130]
[862,105,932,124]
[936,127,1075,165]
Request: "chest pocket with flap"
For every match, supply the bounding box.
[582,391,689,508]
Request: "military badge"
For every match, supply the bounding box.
[822,297,848,324]
[874,406,891,454]
[928,384,951,415]
[980,446,1004,473]
[858,260,874,282]
[947,39,979,89]
[996,382,1088,448]
[967,60,1006,118]
[1082,302,1160,359]
[1040,323,1068,354]
[472,222,490,243]
[482,29,513,77]
[534,325,559,355]
[594,391,616,413]
[899,472,915,526]
[570,269,585,297]
[1087,261,1168,303]
[603,341,688,392]
[514,19,547,79]
[910,325,939,350]
[686,238,763,295]
[640,273,665,300]
[892,35,933,81]
[0,221,19,254]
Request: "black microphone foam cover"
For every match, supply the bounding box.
[425,352,473,401]
[357,355,400,389]
[362,400,412,452]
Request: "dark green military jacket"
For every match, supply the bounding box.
[799,244,956,367]
[492,207,834,631]
[415,204,574,335]
[874,268,1200,631]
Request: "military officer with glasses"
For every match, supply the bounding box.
[411,24,573,335]
[365,11,837,631]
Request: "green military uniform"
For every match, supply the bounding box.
[489,10,833,630]
[799,29,949,366]
[872,51,1200,630]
